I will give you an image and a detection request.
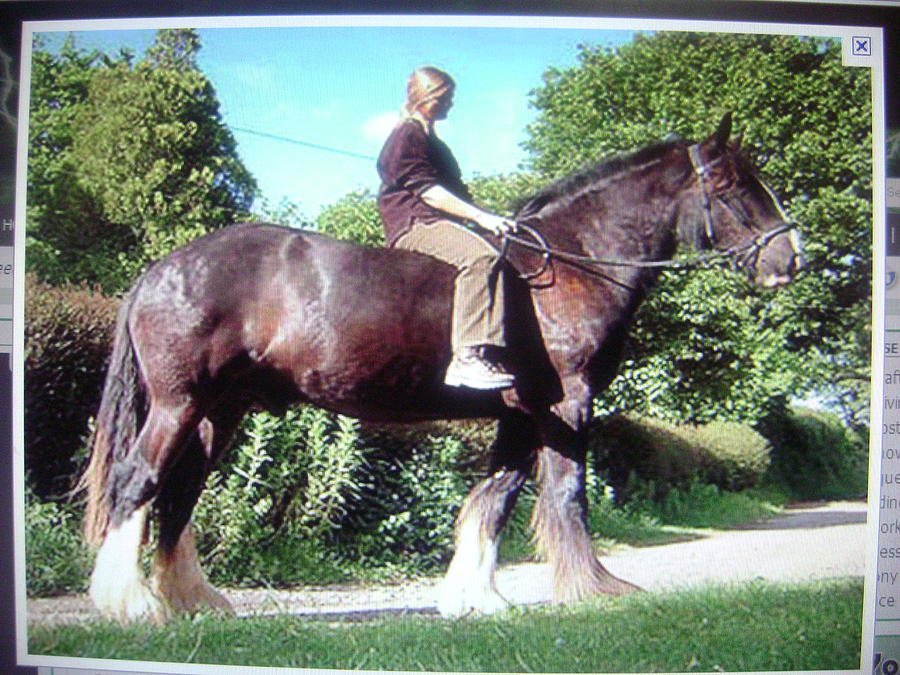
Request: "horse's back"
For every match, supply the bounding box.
[135,223,449,319]
[129,223,477,420]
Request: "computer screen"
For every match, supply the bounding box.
[2,1,897,674]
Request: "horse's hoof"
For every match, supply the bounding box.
[205,588,236,615]
[437,586,510,618]
[187,584,235,616]
[90,577,169,624]
[152,576,235,616]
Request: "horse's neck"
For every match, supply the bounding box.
[533,164,683,280]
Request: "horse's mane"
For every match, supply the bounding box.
[515,139,684,220]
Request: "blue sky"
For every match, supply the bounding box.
[36,23,636,217]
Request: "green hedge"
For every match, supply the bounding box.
[759,406,868,500]
[26,402,863,596]
[594,414,772,502]
[192,407,368,587]
[330,422,485,579]
[24,274,118,498]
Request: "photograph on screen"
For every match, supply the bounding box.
[14,13,881,674]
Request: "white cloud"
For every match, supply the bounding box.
[362,111,401,143]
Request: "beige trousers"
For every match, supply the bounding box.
[395,219,505,351]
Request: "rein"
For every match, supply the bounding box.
[501,223,796,279]
[499,143,799,281]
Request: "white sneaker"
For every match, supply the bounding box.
[444,347,515,390]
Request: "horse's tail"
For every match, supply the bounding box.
[79,284,146,547]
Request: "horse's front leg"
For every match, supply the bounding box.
[437,412,535,617]
[532,391,639,604]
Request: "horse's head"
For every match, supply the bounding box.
[679,113,805,288]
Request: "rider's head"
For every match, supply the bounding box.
[406,66,455,122]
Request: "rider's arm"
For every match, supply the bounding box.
[420,185,515,235]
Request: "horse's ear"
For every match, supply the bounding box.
[730,130,744,151]
[714,112,733,150]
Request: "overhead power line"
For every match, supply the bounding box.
[231,126,377,161]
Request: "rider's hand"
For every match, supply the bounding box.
[475,212,516,236]
[418,186,517,236]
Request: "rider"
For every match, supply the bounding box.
[377,66,516,390]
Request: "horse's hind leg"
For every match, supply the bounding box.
[150,404,246,615]
[149,425,231,615]
[89,399,199,623]
[437,412,535,617]
[88,502,158,622]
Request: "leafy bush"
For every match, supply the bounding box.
[251,196,313,229]
[195,411,491,587]
[623,479,779,530]
[334,426,475,578]
[24,274,118,498]
[688,421,772,491]
[24,486,91,596]
[315,189,384,247]
[759,406,868,500]
[594,414,771,501]
[194,407,367,587]
[468,172,544,216]
[527,33,871,429]
[313,175,546,249]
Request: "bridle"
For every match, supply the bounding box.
[687,142,803,275]
[499,143,802,281]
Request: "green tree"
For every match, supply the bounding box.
[25,37,128,287]
[468,171,544,216]
[315,188,384,246]
[26,29,257,292]
[314,174,544,248]
[252,196,313,229]
[524,33,871,426]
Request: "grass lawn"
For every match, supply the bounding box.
[29,577,862,672]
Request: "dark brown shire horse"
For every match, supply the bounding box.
[82,114,804,622]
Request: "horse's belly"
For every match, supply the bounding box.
[255,334,503,422]
[252,317,445,415]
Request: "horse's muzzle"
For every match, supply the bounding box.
[755,226,805,288]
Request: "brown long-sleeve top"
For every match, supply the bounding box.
[376,118,473,247]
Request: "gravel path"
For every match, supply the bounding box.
[27,500,867,627]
